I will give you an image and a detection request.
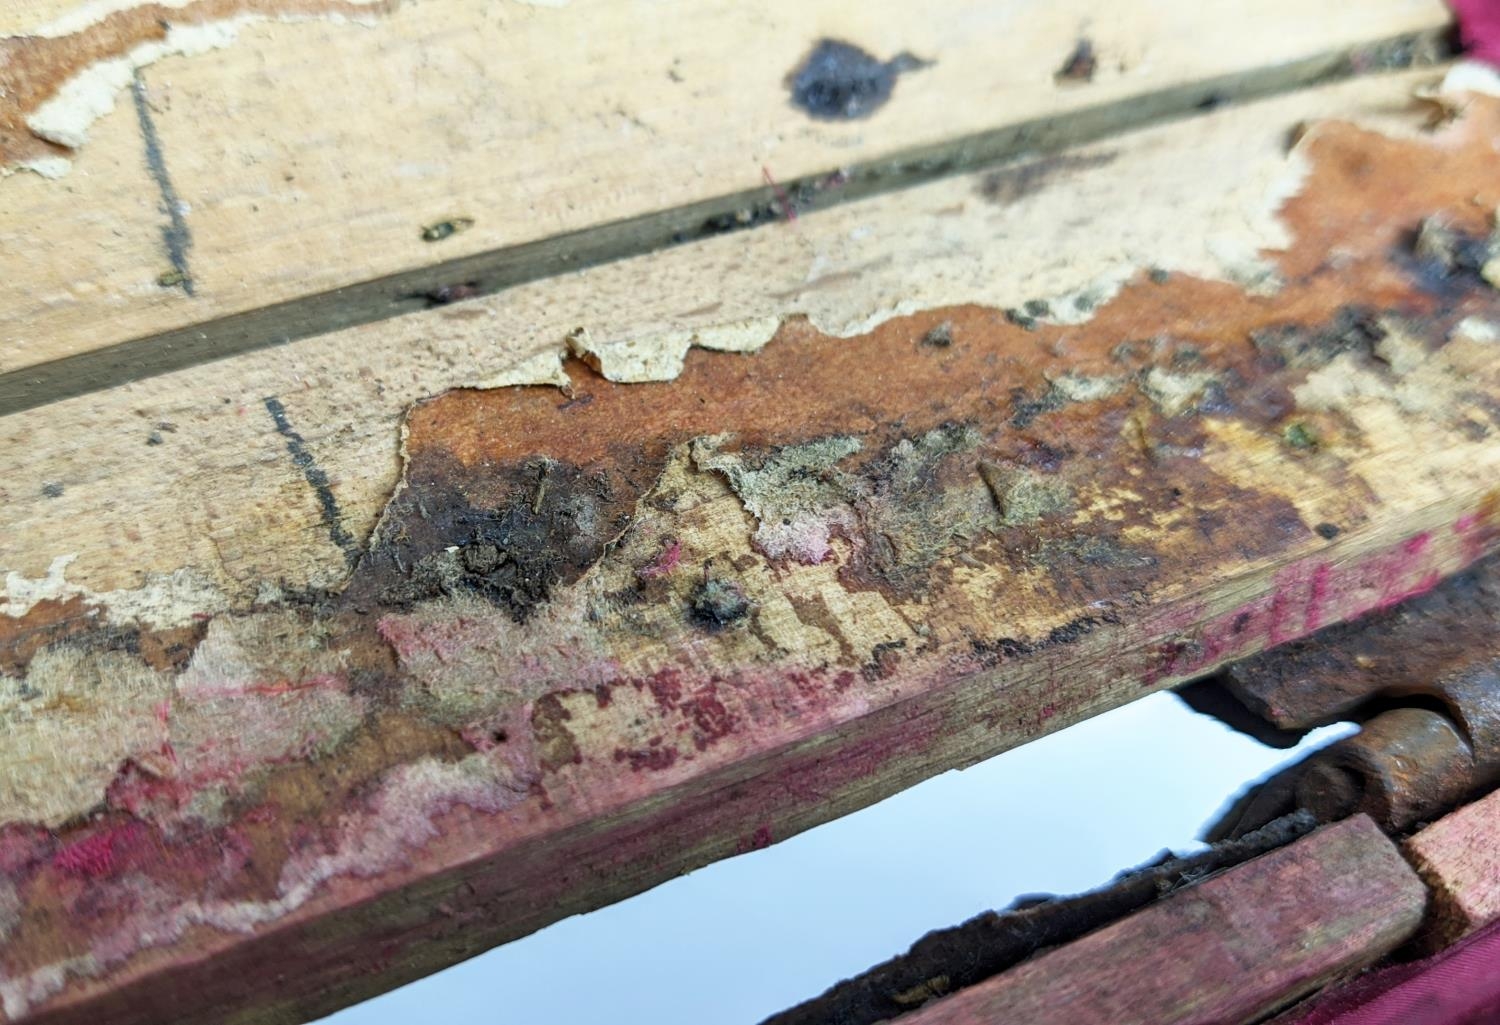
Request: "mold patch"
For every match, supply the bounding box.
[692,434,862,564]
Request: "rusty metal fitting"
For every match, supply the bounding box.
[1294,707,1476,832]
[1387,659,1500,781]
[1217,559,1500,732]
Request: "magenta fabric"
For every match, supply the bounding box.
[1454,0,1500,65]
[1282,917,1500,1025]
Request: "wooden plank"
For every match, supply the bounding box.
[0,0,1451,400]
[3,72,1500,1024]
[1404,786,1500,950]
[0,69,1460,605]
[895,816,1426,1025]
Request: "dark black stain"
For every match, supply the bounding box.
[263,396,358,565]
[1055,38,1096,83]
[405,281,481,306]
[1008,385,1065,429]
[357,456,631,623]
[41,481,64,498]
[787,39,930,121]
[1399,215,1500,301]
[860,639,907,682]
[919,321,953,348]
[697,172,846,236]
[421,217,475,242]
[130,70,193,296]
[1249,304,1385,370]
[1314,522,1342,540]
[1003,308,1038,332]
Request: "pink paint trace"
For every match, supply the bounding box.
[1147,517,1488,686]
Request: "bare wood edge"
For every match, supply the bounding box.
[1403,785,1500,952]
[0,26,1452,418]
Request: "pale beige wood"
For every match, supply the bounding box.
[1405,786,1500,949]
[0,0,1450,379]
[0,69,1453,607]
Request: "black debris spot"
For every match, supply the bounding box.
[1404,215,1499,297]
[1055,38,1096,83]
[1283,422,1319,450]
[787,39,931,121]
[421,217,475,243]
[697,170,849,238]
[41,481,64,499]
[1004,308,1038,332]
[1022,299,1051,318]
[1148,267,1170,284]
[1315,522,1342,540]
[367,458,627,623]
[1008,385,1065,429]
[146,431,164,446]
[689,577,752,631]
[1250,305,1385,370]
[920,321,954,348]
[417,281,481,306]
[861,639,907,682]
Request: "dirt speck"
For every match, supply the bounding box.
[690,577,752,631]
[920,321,954,348]
[1055,38,1096,83]
[1283,421,1320,450]
[421,217,475,243]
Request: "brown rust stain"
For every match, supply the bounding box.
[0,596,206,675]
[0,0,395,172]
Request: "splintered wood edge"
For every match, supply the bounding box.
[897,816,1427,1025]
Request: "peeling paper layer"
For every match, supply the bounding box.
[3,0,391,177]
[1,553,228,629]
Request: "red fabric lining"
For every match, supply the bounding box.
[1454,0,1500,66]
[1281,917,1500,1025]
